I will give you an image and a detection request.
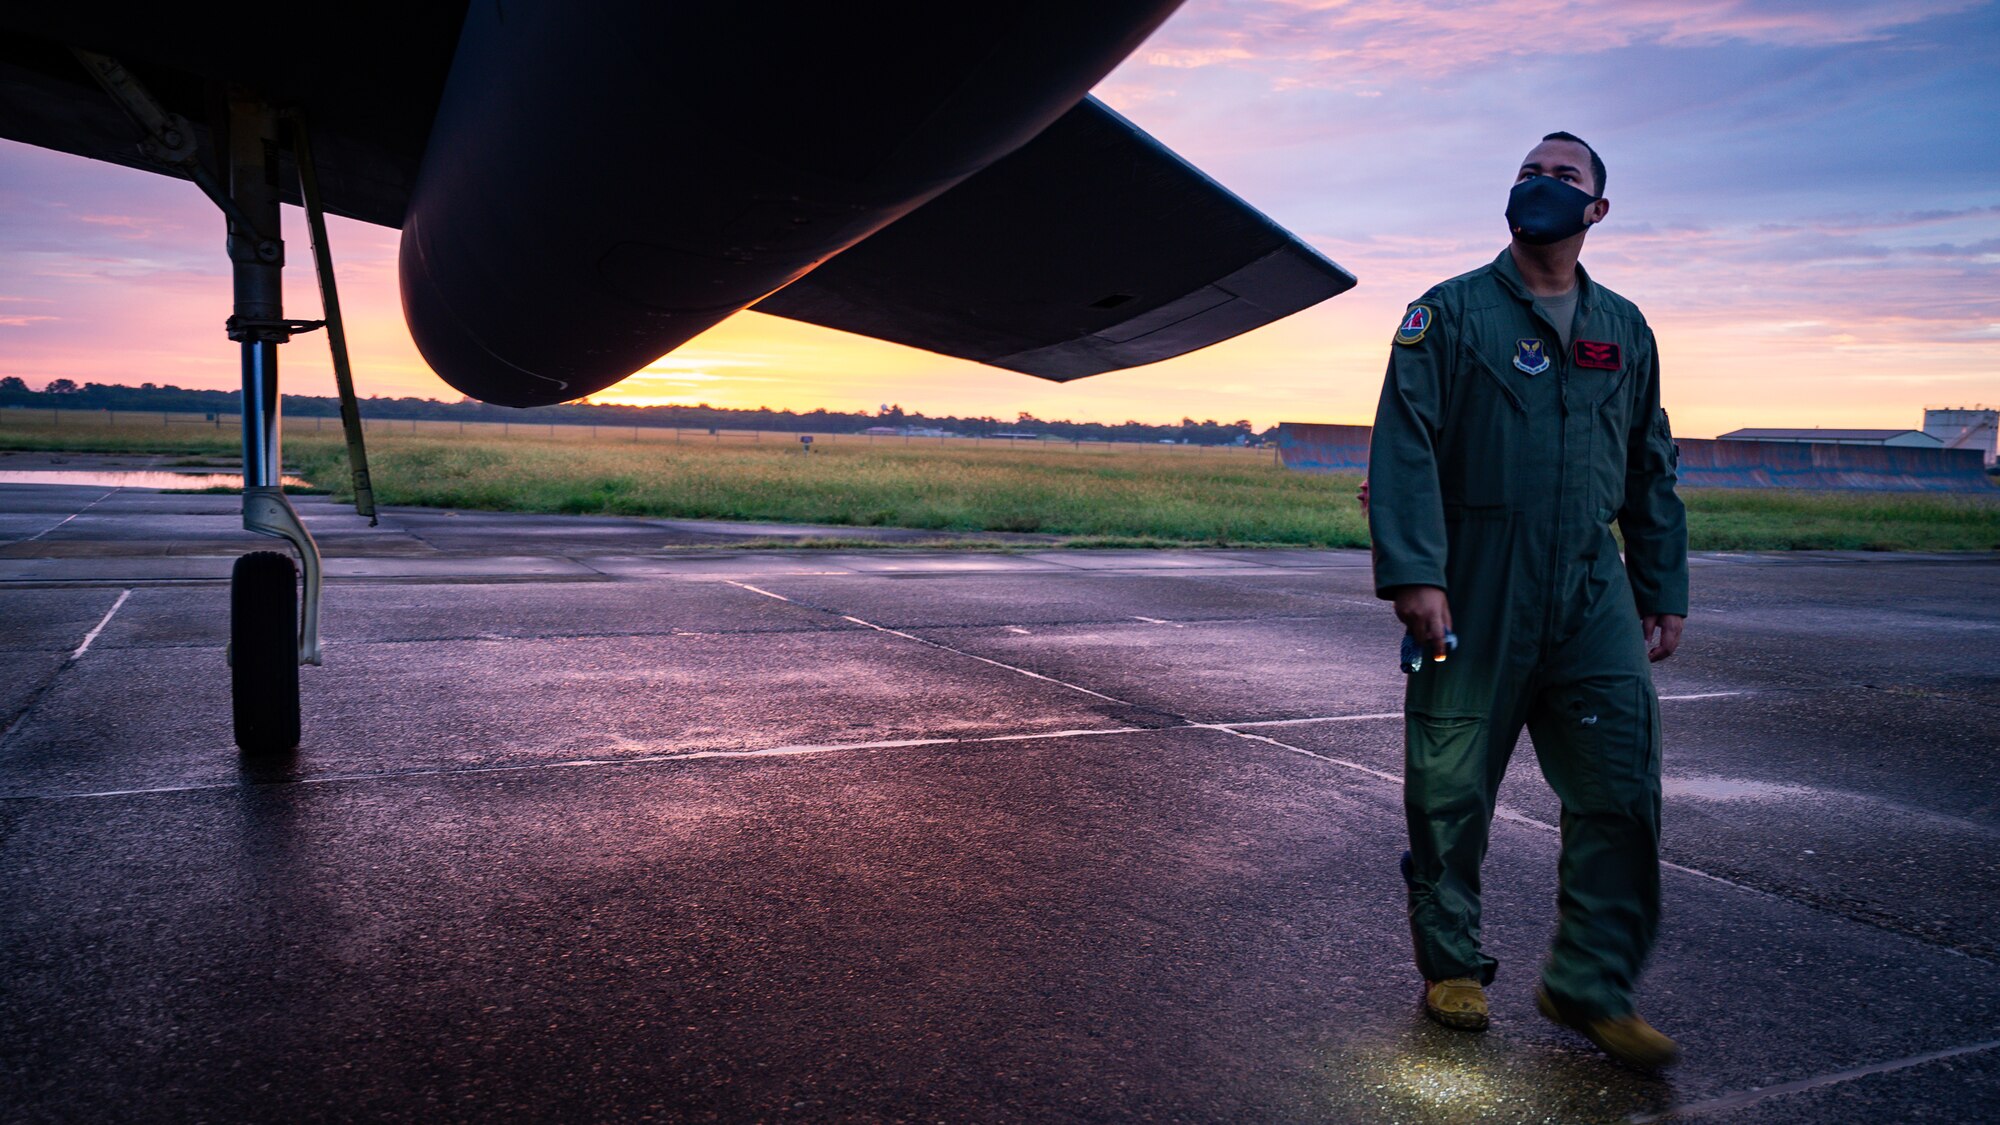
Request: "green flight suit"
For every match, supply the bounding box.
[1368,247,1688,1020]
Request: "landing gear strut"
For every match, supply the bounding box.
[76,53,370,755]
[223,92,323,755]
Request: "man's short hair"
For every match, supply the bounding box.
[1541,130,1606,198]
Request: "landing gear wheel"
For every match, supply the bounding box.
[231,550,301,754]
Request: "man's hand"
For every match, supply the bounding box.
[1357,477,1370,516]
[1641,614,1685,662]
[1392,585,1453,658]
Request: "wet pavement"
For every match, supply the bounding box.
[3,480,1998,1123]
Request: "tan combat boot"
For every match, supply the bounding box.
[1537,987,1680,1069]
[1423,978,1490,1031]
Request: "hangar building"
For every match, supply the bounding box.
[1717,427,1944,449]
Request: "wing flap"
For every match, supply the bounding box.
[754,96,1355,381]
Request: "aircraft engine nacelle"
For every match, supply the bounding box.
[400,1,1182,407]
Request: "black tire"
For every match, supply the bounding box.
[232,550,301,754]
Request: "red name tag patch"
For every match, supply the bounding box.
[1573,340,1621,370]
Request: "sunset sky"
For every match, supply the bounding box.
[2,0,1996,438]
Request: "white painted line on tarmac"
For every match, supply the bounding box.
[1628,1037,2000,1123]
[662,736,954,761]
[967,726,1150,744]
[20,487,118,543]
[1004,626,1031,634]
[1130,615,1184,628]
[2,587,135,745]
[1208,711,1805,906]
[68,588,131,662]
[1,686,1757,801]
[713,582,1141,715]
[11,724,1166,801]
[837,614,1133,705]
[1232,741,1957,911]
[1206,724,1391,790]
[722,580,792,602]
[1228,694,1744,732]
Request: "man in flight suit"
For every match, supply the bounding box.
[1367,132,1688,1068]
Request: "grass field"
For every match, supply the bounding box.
[4,410,1996,551]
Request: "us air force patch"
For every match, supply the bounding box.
[1394,304,1433,346]
[1513,338,1550,375]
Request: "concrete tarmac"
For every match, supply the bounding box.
[3,479,1999,1123]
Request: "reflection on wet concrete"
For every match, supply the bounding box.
[0,470,311,489]
[1665,774,1819,802]
[1319,1021,1673,1123]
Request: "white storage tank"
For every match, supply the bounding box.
[1924,407,1998,467]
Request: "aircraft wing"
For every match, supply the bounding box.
[756,97,1355,380]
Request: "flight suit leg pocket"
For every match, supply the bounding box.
[1403,708,1502,983]
[1404,707,1502,875]
[1533,676,1658,816]
[1404,710,1489,815]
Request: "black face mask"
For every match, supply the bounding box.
[1506,176,1597,245]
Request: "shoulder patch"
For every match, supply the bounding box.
[1395,304,1434,346]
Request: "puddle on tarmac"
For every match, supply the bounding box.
[1664,774,1818,802]
[1666,774,2000,835]
[0,470,310,490]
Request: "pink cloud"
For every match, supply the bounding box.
[1108,0,1982,90]
[70,213,190,242]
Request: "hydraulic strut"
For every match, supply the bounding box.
[223,90,324,667]
[288,110,378,525]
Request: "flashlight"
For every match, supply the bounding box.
[1400,632,1459,674]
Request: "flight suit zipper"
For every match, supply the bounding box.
[1534,298,1571,654]
[1548,354,1568,652]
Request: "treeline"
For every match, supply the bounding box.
[0,378,1269,445]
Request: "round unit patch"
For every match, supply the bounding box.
[1395,304,1433,346]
